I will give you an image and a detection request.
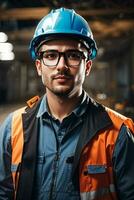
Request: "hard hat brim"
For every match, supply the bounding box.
[30,33,97,60]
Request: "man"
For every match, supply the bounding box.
[0,7,134,200]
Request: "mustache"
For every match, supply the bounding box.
[51,72,73,79]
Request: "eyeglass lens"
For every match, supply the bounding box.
[39,50,86,67]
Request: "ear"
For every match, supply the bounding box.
[85,60,92,76]
[35,59,42,76]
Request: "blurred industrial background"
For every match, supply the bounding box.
[0,0,134,123]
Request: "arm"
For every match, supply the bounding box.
[113,124,134,200]
[0,114,14,200]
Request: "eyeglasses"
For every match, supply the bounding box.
[38,49,87,67]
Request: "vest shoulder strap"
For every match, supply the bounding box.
[11,106,26,196]
[106,107,134,132]
[11,95,40,196]
[11,107,26,165]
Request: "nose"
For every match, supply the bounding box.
[56,54,68,71]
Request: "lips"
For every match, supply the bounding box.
[53,75,71,80]
[52,75,72,85]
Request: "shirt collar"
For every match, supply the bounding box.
[36,94,49,118]
[36,91,89,119]
[72,91,89,117]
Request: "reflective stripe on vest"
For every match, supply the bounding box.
[11,107,26,195]
[80,184,116,200]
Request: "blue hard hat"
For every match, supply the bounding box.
[29,8,97,60]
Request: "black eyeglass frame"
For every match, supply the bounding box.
[38,49,87,67]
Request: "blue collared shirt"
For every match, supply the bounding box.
[33,92,89,200]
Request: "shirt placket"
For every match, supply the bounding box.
[48,120,66,200]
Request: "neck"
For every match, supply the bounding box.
[46,89,83,121]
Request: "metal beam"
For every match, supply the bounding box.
[0,7,134,21]
[0,7,50,20]
[7,19,134,41]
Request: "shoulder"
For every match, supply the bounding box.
[0,113,13,143]
[11,95,41,120]
[12,106,27,120]
[0,105,27,139]
[106,107,134,133]
[0,112,13,131]
[0,105,26,131]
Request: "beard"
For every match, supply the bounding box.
[41,70,84,98]
[46,83,74,97]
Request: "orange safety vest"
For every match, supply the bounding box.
[79,108,134,200]
[11,96,134,200]
[11,96,40,199]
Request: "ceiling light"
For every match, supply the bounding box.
[0,52,15,61]
[0,42,13,52]
[0,32,8,43]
